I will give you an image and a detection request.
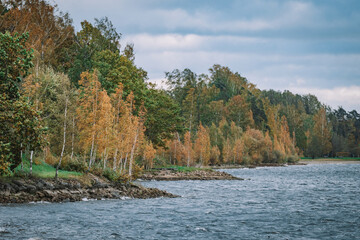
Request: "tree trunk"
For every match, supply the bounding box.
[30,150,34,175]
[20,143,23,170]
[113,148,118,171]
[71,116,75,160]
[56,98,68,179]
[123,152,128,174]
[103,147,107,169]
[128,128,139,180]
[119,152,124,173]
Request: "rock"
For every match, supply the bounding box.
[36,182,44,190]
[0,175,178,204]
[24,184,37,193]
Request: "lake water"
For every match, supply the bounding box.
[1,164,359,240]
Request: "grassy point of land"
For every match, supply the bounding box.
[13,160,82,179]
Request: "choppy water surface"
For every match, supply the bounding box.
[1,164,359,240]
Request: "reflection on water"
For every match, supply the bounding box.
[1,164,359,240]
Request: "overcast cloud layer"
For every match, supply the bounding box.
[57,0,360,112]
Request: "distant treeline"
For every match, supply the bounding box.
[0,0,359,176]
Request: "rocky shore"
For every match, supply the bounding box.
[140,169,242,181]
[0,174,177,204]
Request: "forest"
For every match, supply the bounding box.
[1,0,359,178]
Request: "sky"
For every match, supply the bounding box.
[56,0,360,112]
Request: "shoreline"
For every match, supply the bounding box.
[140,169,242,181]
[0,174,177,204]
[299,159,360,164]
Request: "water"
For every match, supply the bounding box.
[1,164,359,240]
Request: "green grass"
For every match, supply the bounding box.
[14,159,82,179]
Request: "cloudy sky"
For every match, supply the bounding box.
[56,0,360,112]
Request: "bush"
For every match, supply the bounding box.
[61,157,88,172]
[286,155,299,163]
[242,155,251,165]
[103,168,118,182]
[45,152,58,166]
[272,150,285,163]
[90,165,103,176]
[13,168,28,178]
[261,150,272,163]
[132,164,144,180]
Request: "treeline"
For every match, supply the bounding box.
[0,0,181,178]
[0,0,359,177]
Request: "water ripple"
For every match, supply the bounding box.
[1,164,359,240]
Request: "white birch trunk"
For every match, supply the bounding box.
[128,128,139,179]
[113,148,118,171]
[71,116,75,160]
[20,143,23,170]
[30,150,34,175]
[56,98,68,179]
[123,152,128,174]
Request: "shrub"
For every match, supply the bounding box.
[242,155,251,165]
[261,149,272,163]
[132,164,144,180]
[45,152,58,166]
[103,168,118,182]
[272,150,285,163]
[61,157,88,172]
[286,155,299,163]
[90,166,103,176]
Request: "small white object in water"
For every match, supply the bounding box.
[195,227,207,231]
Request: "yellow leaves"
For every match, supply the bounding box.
[194,123,211,165]
[184,131,193,166]
[143,141,156,169]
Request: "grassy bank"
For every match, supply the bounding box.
[12,160,82,179]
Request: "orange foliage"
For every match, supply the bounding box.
[194,123,211,165]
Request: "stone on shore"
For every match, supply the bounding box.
[0,175,177,204]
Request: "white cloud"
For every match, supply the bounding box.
[288,86,360,112]
[123,34,264,52]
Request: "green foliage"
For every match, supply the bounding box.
[145,88,184,147]
[60,157,88,173]
[0,32,33,100]
[0,32,45,170]
[0,142,12,175]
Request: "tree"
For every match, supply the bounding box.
[0,32,33,100]
[1,0,74,71]
[76,71,102,167]
[183,131,193,167]
[69,18,120,84]
[142,141,156,169]
[194,123,211,165]
[311,108,332,157]
[232,138,244,164]
[0,32,44,171]
[145,88,184,147]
